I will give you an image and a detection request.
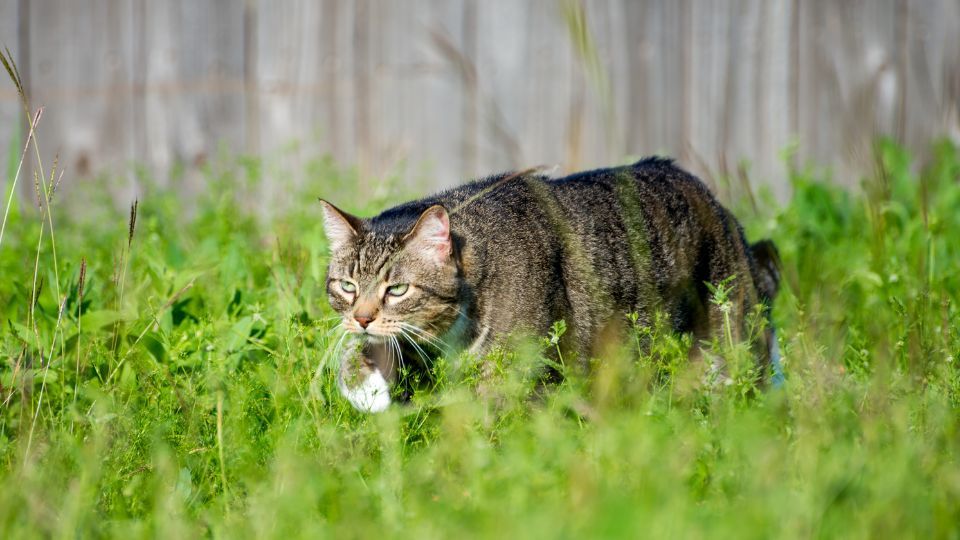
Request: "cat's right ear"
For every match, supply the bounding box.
[319,199,363,252]
[403,205,452,264]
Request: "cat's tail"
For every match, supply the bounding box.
[750,239,784,386]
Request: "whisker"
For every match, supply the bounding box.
[398,329,432,365]
[398,326,438,348]
[384,335,394,374]
[315,326,349,379]
[398,322,447,350]
[320,319,349,337]
[329,330,348,364]
[445,304,470,323]
[406,322,444,343]
[335,325,351,352]
[391,335,405,373]
[409,338,432,363]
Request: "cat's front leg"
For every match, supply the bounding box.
[461,324,506,403]
[337,337,396,413]
[466,324,492,357]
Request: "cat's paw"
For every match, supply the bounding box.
[339,369,392,413]
[337,337,394,413]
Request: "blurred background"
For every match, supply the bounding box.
[1,0,959,211]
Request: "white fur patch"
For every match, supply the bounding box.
[339,369,392,413]
[467,325,490,355]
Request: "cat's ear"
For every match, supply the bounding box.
[319,199,363,252]
[404,205,452,263]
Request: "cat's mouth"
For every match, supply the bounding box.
[348,328,405,341]
[343,318,401,339]
[343,317,442,348]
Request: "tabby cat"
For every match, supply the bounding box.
[320,158,780,412]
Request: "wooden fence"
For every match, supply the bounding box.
[1,0,958,209]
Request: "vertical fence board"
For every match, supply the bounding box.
[0,0,20,199]
[255,0,329,207]
[25,0,136,204]
[137,1,246,189]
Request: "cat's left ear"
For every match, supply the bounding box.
[319,199,364,252]
[404,205,452,264]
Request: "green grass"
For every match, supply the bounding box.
[0,139,958,539]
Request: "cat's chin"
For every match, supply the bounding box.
[353,333,394,344]
[351,330,424,344]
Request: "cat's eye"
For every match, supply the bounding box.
[339,280,357,293]
[386,283,409,297]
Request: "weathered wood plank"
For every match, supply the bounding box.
[135,0,246,189]
[23,0,136,203]
[0,0,20,199]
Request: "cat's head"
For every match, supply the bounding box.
[319,200,461,341]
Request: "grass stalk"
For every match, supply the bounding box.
[71,259,87,431]
[110,200,138,357]
[24,295,67,460]
[2,51,68,420]
[0,107,41,250]
[217,391,230,502]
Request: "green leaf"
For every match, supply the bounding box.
[224,316,254,352]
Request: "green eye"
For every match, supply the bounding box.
[339,280,356,293]
[386,283,409,297]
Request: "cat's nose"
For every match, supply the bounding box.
[355,316,374,329]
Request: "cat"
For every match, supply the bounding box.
[320,158,780,412]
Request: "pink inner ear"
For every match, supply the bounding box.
[413,209,451,262]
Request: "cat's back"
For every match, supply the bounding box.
[370,158,725,259]
[368,172,539,234]
[546,157,715,210]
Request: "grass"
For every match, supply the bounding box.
[1,107,959,538]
